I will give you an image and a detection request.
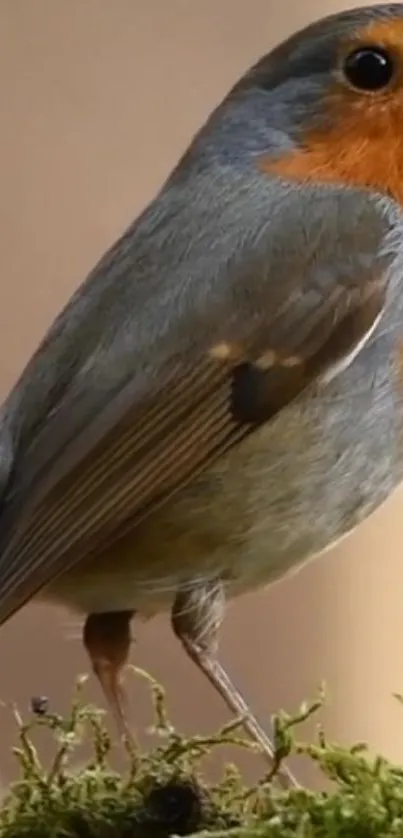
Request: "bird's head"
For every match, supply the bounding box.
[183,4,403,206]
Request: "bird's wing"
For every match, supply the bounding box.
[0,173,400,622]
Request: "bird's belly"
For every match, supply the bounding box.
[44,336,403,617]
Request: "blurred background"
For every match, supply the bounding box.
[0,0,402,789]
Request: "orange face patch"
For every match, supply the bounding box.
[261,17,403,206]
[357,17,403,54]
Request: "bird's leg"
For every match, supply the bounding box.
[171,580,299,790]
[83,610,135,744]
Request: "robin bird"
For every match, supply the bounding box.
[1,2,403,790]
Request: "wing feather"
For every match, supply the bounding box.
[0,171,399,622]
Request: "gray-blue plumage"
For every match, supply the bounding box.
[0,2,402,625]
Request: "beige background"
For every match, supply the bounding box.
[0,0,402,787]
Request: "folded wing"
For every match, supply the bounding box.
[0,172,399,622]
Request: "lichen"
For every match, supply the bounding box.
[0,668,403,837]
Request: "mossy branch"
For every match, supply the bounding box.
[0,669,402,837]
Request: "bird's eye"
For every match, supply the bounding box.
[343,46,395,92]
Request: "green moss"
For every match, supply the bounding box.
[1,669,403,837]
